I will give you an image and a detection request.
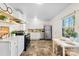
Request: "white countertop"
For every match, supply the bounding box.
[0,36,23,42]
[53,38,79,48]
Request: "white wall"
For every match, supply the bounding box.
[50,3,79,39]
[26,17,50,40]
[27,17,50,29]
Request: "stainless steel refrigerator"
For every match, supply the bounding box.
[44,25,52,40]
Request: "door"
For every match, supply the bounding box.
[44,25,52,40]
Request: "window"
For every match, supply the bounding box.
[62,15,75,37]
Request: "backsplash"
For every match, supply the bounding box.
[28,29,44,32]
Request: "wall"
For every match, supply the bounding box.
[50,3,79,39]
[26,17,50,40]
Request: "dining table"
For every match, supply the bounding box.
[53,38,79,56]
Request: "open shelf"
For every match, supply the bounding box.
[0,10,25,24]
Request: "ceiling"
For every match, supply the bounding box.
[9,3,71,21]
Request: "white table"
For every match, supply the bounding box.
[53,38,79,56]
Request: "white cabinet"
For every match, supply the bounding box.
[0,41,18,56]
[17,36,24,56]
[30,32,43,40]
[0,36,24,56]
[11,40,18,56]
[0,41,11,56]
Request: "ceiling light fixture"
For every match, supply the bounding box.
[35,3,43,5]
[34,16,38,21]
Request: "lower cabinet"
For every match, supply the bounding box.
[11,40,18,56]
[0,41,11,56]
[0,41,17,56]
[17,36,24,56]
[0,36,24,56]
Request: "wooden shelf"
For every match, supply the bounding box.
[0,10,24,24]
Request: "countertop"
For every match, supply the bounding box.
[0,36,23,42]
[53,38,79,47]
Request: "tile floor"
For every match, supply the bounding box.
[21,40,55,56]
[21,40,79,56]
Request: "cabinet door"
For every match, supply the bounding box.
[11,41,18,56]
[17,36,24,56]
[0,41,11,56]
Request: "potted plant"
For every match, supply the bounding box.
[11,31,16,36]
[65,28,73,38]
[65,28,78,40]
[71,32,78,38]
[0,15,7,20]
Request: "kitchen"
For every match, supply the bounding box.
[1,3,79,56]
[0,3,29,56]
[0,3,55,56]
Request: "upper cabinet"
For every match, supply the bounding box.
[0,3,26,24]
